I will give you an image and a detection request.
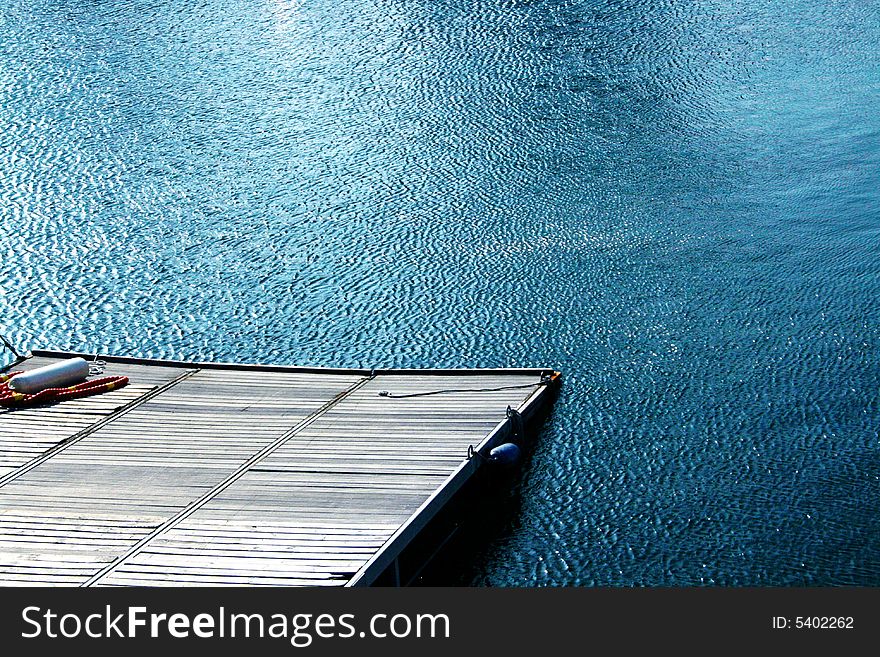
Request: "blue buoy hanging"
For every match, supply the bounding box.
[488,442,521,466]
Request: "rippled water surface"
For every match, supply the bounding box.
[2,1,879,585]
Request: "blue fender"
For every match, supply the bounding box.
[488,442,521,466]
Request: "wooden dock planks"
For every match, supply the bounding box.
[0,357,185,480]
[0,352,557,586]
[0,361,362,586]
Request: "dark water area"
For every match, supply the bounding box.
[1,1,878,585]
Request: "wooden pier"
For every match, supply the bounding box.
[0,350,559,586]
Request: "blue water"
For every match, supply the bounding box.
[1,0,878,585]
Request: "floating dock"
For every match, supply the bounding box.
[0,350,559,586]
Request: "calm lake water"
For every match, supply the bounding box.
[1,0,878,585]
